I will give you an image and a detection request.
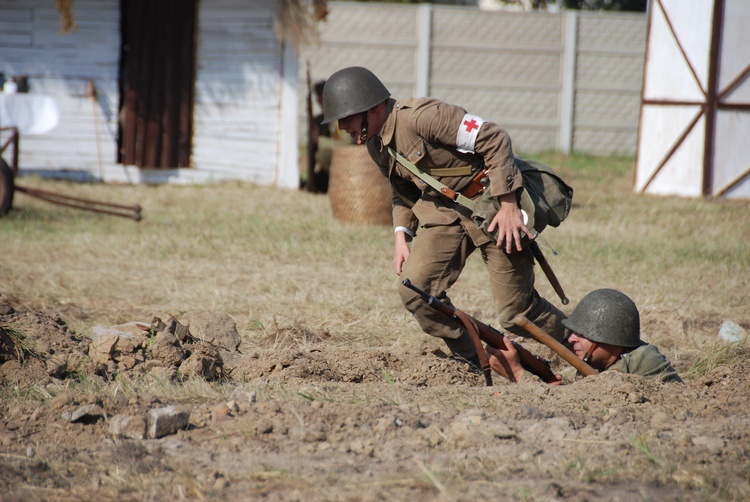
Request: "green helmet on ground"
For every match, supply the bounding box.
[321,67,390,125]
[562,289,641,347]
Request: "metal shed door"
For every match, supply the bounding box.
[118,0,197,168]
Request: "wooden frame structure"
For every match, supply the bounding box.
[635,0,750,198]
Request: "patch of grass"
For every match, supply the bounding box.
[530,150,635,178]
[381,367,404,406]
[61,369,105,394]
[7,383,53,401]
[684,341,750,379]
[0,324,41,363]
[629,433,658,465]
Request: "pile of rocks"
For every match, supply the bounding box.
[88,312,241,382]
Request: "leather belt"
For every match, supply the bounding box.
[459,169,489,199]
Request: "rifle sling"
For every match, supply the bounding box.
[453,309,493,386]
[388,148,478,210]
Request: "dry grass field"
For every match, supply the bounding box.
[0,152,749,501]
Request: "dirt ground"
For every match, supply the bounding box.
[0,296,749,501]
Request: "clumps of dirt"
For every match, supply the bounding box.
[87,316,225,383]
[0,299,235,388]
[0,292,538,400]
[0,296,489,394]
[0,301,94,388]
[225,317,486,387]
[254,319,332,349]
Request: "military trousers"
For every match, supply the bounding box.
[399,213,567,349]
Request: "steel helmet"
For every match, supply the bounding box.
[321,67,390,124]
[562,289,641,347]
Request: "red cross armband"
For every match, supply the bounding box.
[456,113,485,153]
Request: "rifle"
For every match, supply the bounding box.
[528,240,569,305]
[513,314,598,377]
[402,279,560,385]
[304,61,317,192]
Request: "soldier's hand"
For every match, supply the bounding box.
[486,193,534,254]
[486,338,525,383]
[393,232,411,276]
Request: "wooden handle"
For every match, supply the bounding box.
[512,314,598,377]
[529,241,569,305]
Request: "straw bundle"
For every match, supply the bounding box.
[328,145,392,226]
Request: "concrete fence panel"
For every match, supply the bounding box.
[300,2,647,157]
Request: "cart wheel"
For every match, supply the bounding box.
[0,158,14,216]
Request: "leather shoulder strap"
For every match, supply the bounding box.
[388,148,478,210]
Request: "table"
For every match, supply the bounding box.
[0,93,59,135]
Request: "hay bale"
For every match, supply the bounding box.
[328,145,392,226]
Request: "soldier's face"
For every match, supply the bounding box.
[338,113,367,144]
[568,332,593,360]
[568,332,622,371]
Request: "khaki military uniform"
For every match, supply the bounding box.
[520,341,682,384]
[610,342,682,383]
[366,97,567,354]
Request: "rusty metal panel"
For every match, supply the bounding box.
[119,0,196,168]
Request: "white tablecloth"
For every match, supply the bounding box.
[0,94,59,135]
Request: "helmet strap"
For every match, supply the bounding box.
[358,111,369,144]
[582,342,597,364]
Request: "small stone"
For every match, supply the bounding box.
[212,403,233,423]
[147,405,190,439]
[148,332,184,367]
[70,404,105,424]
[181,312,240,351]
[88,334,119,364]
[718,321,747,343]
[109,414,147,440]
[117,355,137,370]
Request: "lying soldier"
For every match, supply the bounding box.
[487,289,682,384]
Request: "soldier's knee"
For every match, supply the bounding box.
[496,307,521,332]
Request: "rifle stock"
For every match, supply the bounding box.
[402,279,559,384]
[513,314,598,377]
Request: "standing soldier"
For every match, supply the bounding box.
[322,66,568,368]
